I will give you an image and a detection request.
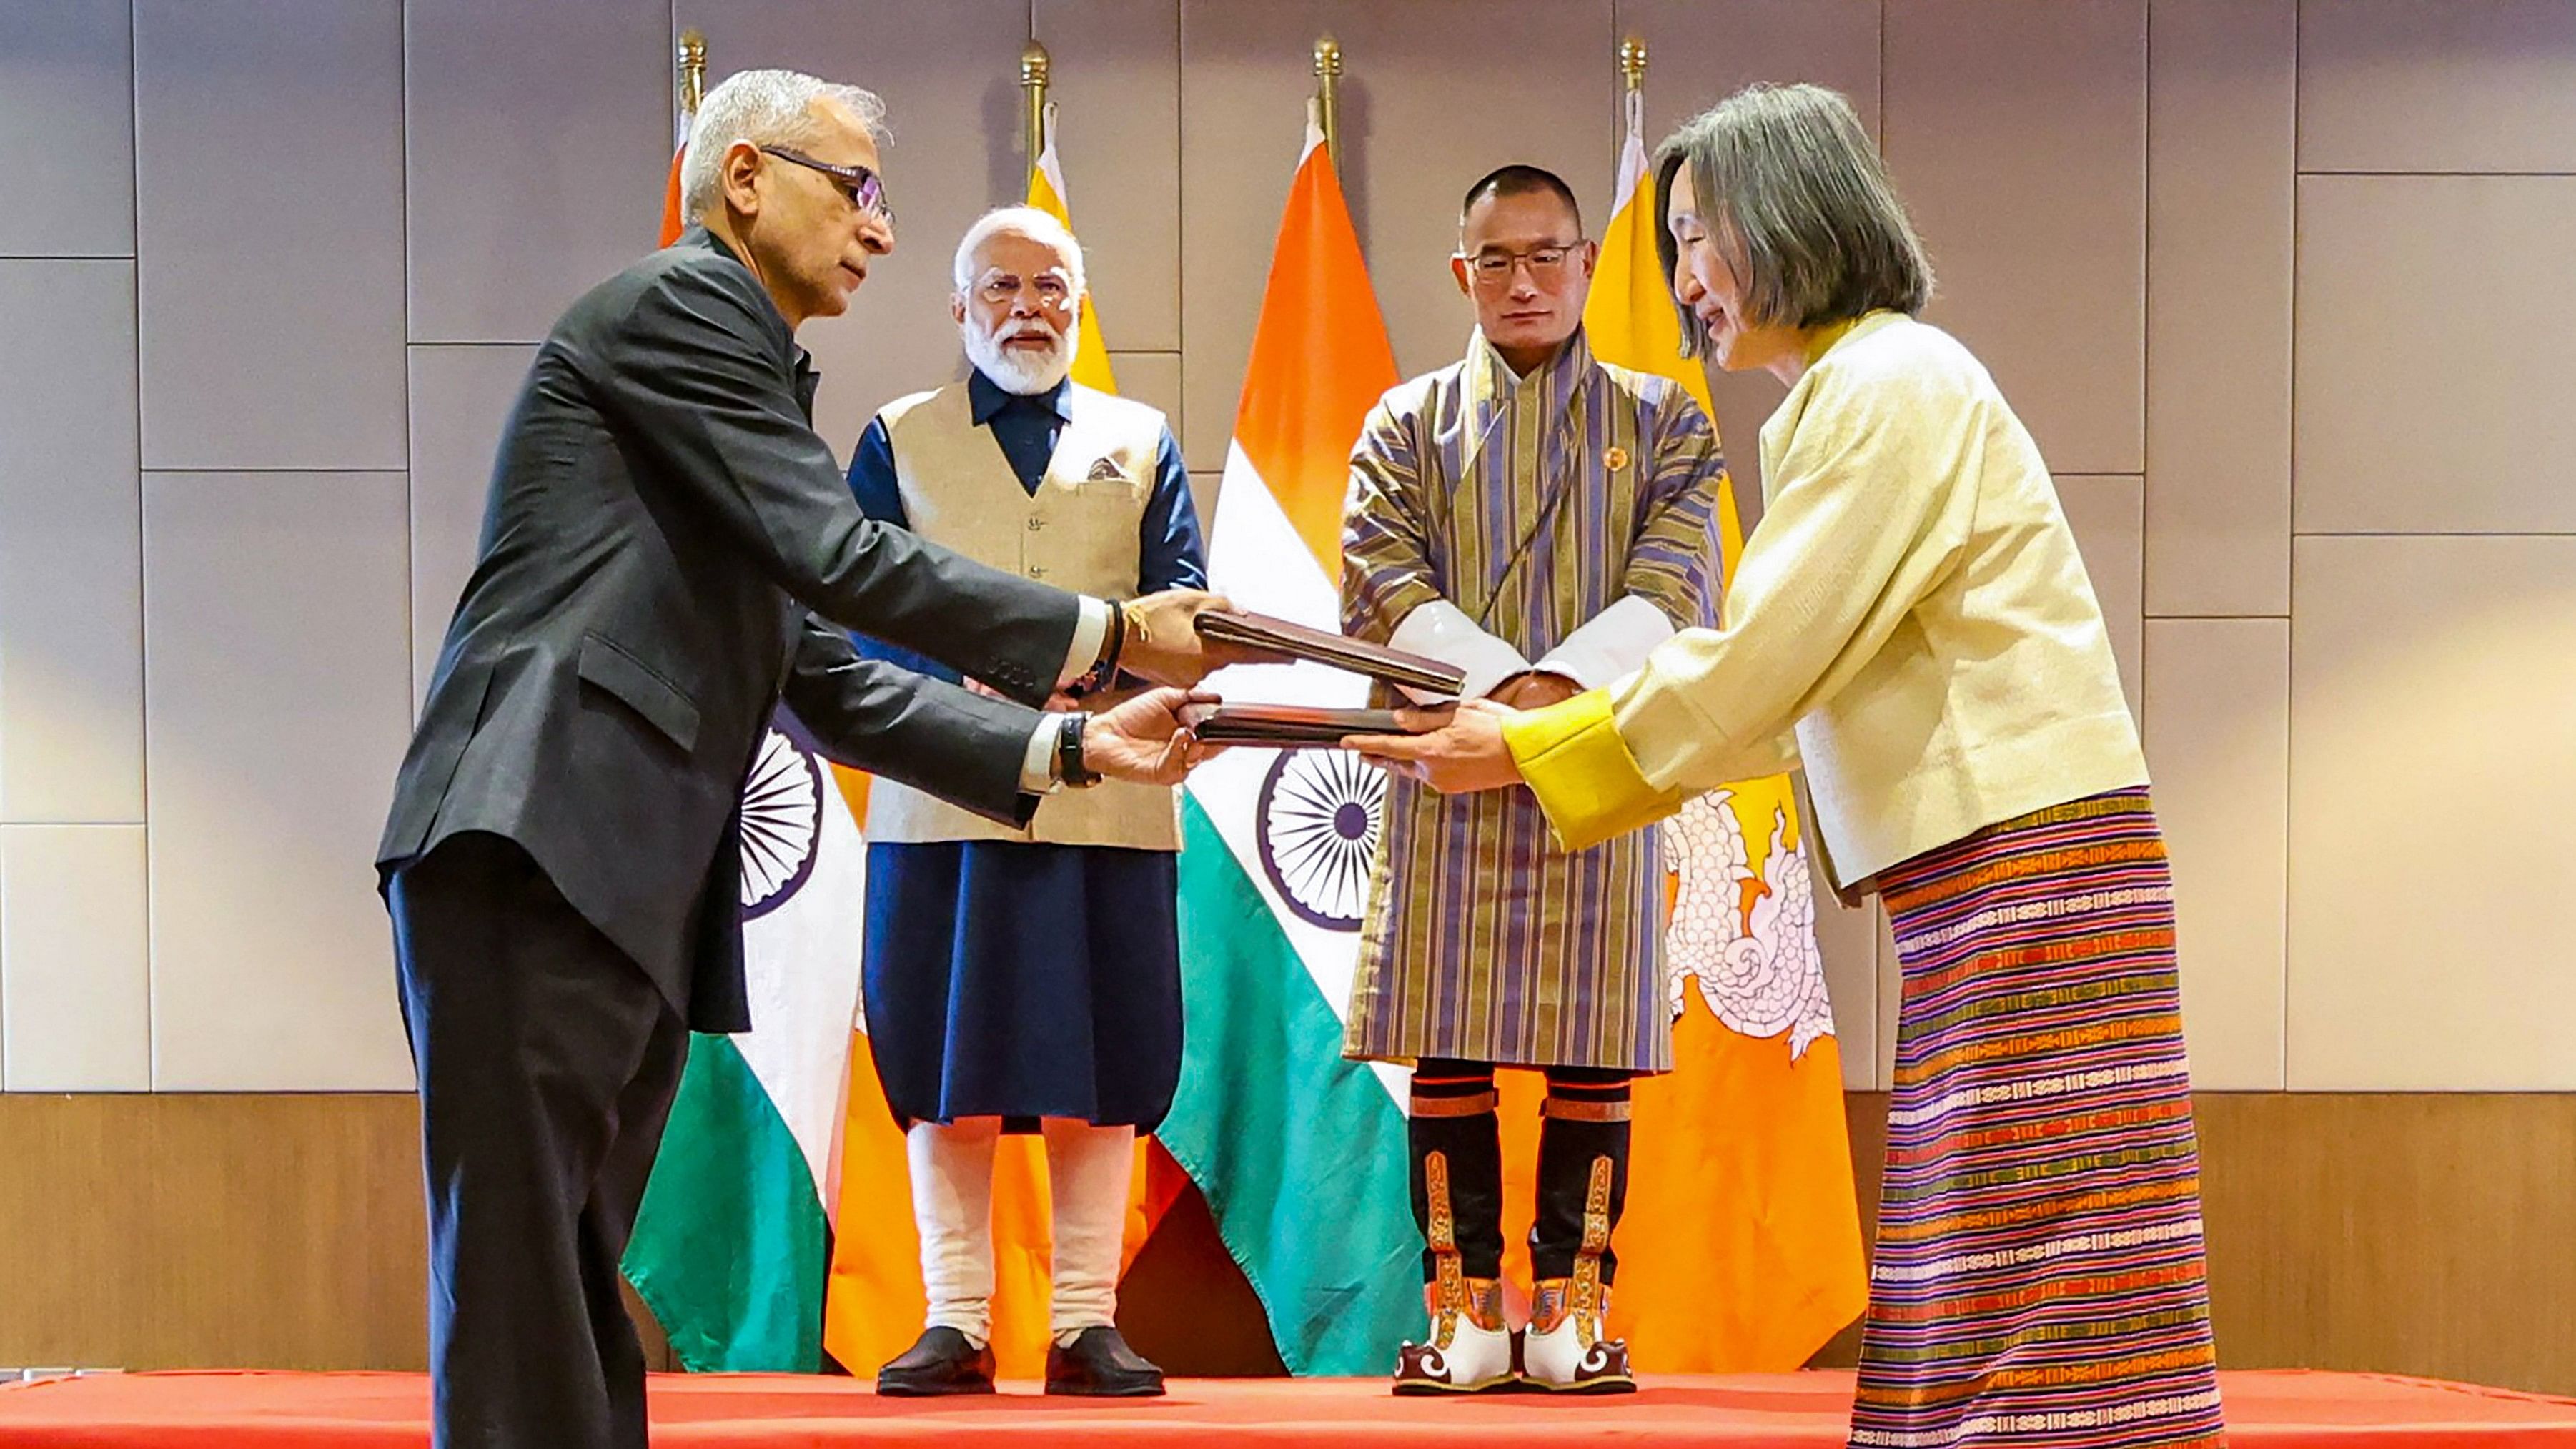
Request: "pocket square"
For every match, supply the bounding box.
[1084,456,1128,483]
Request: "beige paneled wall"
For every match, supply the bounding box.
[1,0,2572,1094]
[0,260,144,828]
[2141,0,2299,1096]
[404,0,672,344]
[2287,537,2576,1089]
[2276,3,2576,1088]
[136,0,410,472]
[1039,0,1183,355]
[2145,0,2294,618]
[1888,1,2146,478]
[0,0,146,1093]
[142,471,417,1089]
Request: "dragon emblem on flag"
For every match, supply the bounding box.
[1660,789,1836,1061]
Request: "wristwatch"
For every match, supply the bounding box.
[1055,713,1101,788]
[1070,597,1129,698]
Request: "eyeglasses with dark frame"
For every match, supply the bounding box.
[759,145,895,229]
[1460,240,1587,287]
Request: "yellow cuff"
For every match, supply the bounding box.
[1501,688,1686,852]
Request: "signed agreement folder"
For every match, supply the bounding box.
[1193,610,1467,698]
[1179,702,1445,749]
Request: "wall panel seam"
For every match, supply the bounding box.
[1875,0,1886,161]
[2281,0,2298,1094]
[2298,169,2576,179]
[2137,0,2152,618]
[398,0,417,741]
[1172,0,1190,488]
[129,0,154,1092]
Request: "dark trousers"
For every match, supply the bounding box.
[1408,1058,1633,1285]
[390,832,689,1449]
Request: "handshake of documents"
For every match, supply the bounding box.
[1183,610,1462,748]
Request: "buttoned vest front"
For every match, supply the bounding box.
[864,380,1180,850]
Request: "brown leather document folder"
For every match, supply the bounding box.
[1194,610,1467,698]
[1179,703,1447,748]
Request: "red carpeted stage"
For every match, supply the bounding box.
[2,1370,2573,1448]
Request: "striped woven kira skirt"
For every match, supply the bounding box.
[1851,788,2226,1449]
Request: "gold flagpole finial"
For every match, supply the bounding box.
[1021,39,1052,164]
[1313,34,1344,171]
[1618,35,1647,93]
[676,29,707,116]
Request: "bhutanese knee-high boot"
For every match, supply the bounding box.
[1522,1072,1635,1393]
[1392,1061,1513,1394]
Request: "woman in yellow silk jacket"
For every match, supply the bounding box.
[1352,83,2226,1449]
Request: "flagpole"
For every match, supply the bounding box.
[661,30,708,246]
[675,27,706,132]
[1312,34,1343,172]
[1021,39,1051,167]
[1613,34,1648,202]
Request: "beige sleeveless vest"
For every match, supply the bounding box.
[864,380,1182,851]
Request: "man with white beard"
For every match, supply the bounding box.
[843,206,1202,1398]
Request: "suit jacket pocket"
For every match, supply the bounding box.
[577,632,702,754]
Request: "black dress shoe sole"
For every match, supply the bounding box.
[1043,1376,1167,1398]
[876,1375,999,1398]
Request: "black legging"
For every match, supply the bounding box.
[1408,1059,1634,1284]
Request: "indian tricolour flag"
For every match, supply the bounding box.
[1156,103,1421,1375]
[623,722,870,1371]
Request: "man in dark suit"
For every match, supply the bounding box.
[378,69,1247,1448]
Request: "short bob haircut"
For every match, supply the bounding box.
[1653,83,1933,357]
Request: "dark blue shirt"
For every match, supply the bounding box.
[845,371,1207,683]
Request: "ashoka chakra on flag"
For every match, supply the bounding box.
[1256,748,1383,933]
[738,727,824,919]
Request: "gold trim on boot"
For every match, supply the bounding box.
[1392,1152,1515,1395]
[1522,1157,1635,1393]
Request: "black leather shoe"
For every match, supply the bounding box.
[876,1327,997,1396]
[1043,1325,1166,1397]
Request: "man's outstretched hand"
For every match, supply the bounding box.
[1082,687,1225,786]
[1118,590,1288,688]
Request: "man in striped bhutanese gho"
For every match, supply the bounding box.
[1339,164,1728,1395]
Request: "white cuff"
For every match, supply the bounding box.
[1388,600,1530,703]
[1057,596,1111,690]
[1019,714,1071,794]
[1534,595,1678,691]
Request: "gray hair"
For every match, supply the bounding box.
[951,205,1087,300]
[680,69,888,219]
[1653,83,1933,354]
